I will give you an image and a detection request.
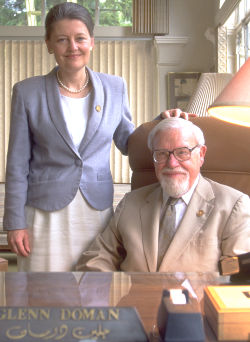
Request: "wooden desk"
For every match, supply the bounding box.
[1,272,230,341]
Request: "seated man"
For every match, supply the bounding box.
[76,118,250,272]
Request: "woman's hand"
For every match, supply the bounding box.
[7,229,31,257]
[160,108,197,120]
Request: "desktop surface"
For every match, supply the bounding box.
[0,272,230,341]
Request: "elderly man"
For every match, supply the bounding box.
[76,118,250,272]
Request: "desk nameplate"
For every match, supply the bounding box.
[0,306,149,342]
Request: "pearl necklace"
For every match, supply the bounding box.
[56,69,89,93]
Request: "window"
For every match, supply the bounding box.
[229,0,250,66]
[220,0,226,8]
[220,0,250,72]
[0,0,132,27]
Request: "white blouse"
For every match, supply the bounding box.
[60,93,91,149]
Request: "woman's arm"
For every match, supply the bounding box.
[4,83,32,256]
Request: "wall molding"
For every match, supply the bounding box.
[154,36,189,65]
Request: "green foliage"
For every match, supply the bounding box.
[98,0,132,26]
[0,0,132,26]
[0,0,26,25]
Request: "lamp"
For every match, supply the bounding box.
[208,58,250,127]
[186,73,233,116]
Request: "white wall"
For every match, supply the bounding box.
[156,0,217,111]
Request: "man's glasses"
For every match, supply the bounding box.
[153,145,200,163]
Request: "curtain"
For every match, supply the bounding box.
[133,0,168,34]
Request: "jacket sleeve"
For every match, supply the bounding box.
[221,194,250,258]
[3,83,31,230]
[113,78,134,156]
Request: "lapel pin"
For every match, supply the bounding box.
[95,105,101,112]
[196,210,204,217]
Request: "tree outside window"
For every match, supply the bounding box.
[0,0,132,26]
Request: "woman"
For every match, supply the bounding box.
[3,2,188,271]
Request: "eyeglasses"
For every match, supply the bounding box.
[153,145,200,163]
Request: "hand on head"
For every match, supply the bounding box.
[161,108,197,121]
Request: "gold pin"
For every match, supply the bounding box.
[95,105,101,112]
[196,210,204,217]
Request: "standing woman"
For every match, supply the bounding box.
[3,2,134,271]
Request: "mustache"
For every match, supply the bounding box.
[161,167,188,175]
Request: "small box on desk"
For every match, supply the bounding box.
[157,289,205,342]
[204,285,250,341]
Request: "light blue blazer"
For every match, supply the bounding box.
[4,67,134,229]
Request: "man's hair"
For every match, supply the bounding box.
[147,118,205,151]
[45,2,94,40]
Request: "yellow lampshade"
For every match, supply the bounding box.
[208,57,250,127]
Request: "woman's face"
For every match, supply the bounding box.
[46,19,94,73]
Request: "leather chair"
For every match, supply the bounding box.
[128,117,250,196]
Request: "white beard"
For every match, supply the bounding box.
[159,168,189,198]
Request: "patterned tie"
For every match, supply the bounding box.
[158,197,178,268]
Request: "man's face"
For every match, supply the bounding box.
[153,128,207,198]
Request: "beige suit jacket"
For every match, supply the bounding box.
[77,176,250,272]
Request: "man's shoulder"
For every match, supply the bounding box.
[203,176,249,201]
[114,183,160,220]
[125,183,160,201]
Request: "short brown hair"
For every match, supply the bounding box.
[45,2,94,40]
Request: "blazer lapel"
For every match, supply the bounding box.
[140,185,162,272]
[45,68,80,156]
[159,176,215,271]
[78,67,104,153]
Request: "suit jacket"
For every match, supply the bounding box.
[4,67,134,229]
[77,176,250,272]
